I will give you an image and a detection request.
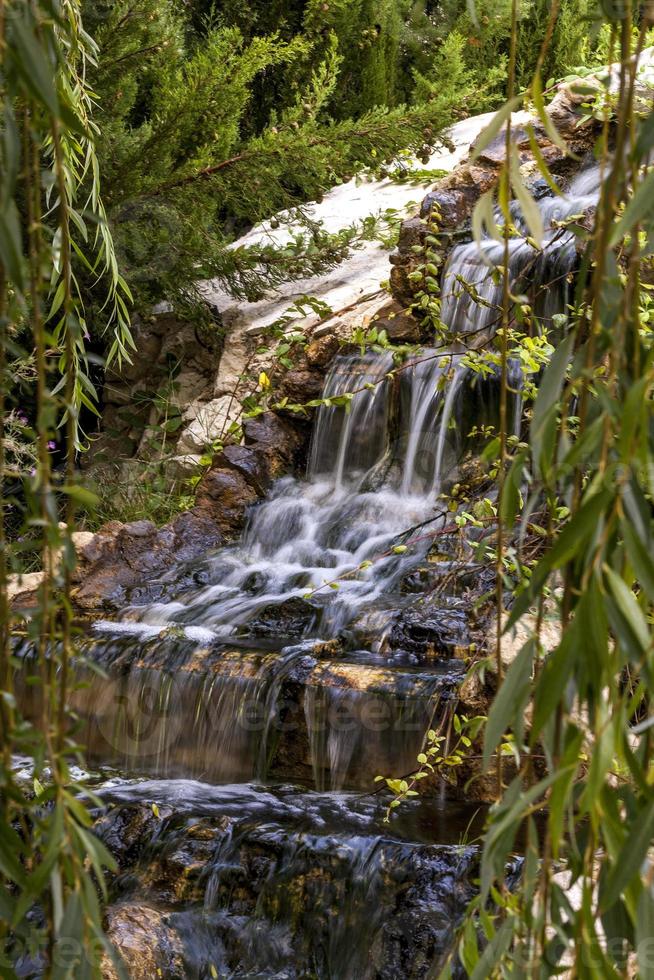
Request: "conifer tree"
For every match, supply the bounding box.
[82,0,457,322]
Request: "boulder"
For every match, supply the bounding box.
[305,333,340,368]
[194,466,259,537]
[279,369,324,404]
[102,904,186,980]
[177,395,240,454]
[242,411,307,479]
[375,310,421,343]
[246,596,320,639]
[71,512,222,611]
[215,444,271,495]
[385,599,471,660]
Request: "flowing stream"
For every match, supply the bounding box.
[17,165,601,978]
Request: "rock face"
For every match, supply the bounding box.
[193,411,306,533]
[87,311,220,474]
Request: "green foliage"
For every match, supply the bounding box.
[84,0,601,330]
[412,29,505,114]
[0,0,133,974]
[80,0,462,322]
[376,714,486,820]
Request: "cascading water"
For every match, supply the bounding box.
[441,164,602,336]
[308,351,395,488]
[78,164,601,794]
[94,781,488,980]
[14,163,601,979]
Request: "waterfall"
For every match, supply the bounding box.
[93,169,603,653]
[441,164,602,337]
[308,351,394,488]
[96,780,485,980]
[46,165,601,794]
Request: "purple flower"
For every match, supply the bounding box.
[47,440,56,450]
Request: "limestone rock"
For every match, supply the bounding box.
[178,396,240,454]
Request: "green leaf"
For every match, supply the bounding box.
[483,639,534,769]
[506,489,611,630]
[531,333,573,469]
[500,450,526,528]
[60,484,100,508]
[470,919,514,980]
[609,167,654,247]
[601,800,654,912]
[9,14,59,117]
[637,888,654,980]
[622,518,654,603]
[548,727,583,860]
[1,105,20,205]
[526,123,563,197]
[636,109,654,161]
[618,376,649,459]
[604,564,650,659]
[0,200,25,288]
[511,147,543,245]
[530,630,576,741]
[472,189,501,246]
[532,71,573,155]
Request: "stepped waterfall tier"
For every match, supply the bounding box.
[14,163,602,979]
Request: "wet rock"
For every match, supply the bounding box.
[102,904,186,980]
[375,310,421,343]
[390,167,499,308]
[213,444,270,495]
[246,596,320,639]
[386,599,471,659]
[95,797,481,980]
[279,368,324,404]
[420,188,470,225]
[242,411,306,479]
[72,512,222,611]
[94,802,173,870]
[419,165,498,226]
